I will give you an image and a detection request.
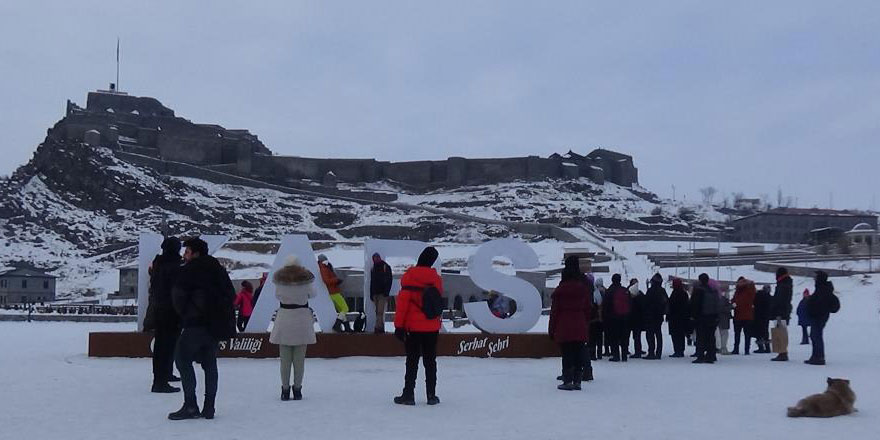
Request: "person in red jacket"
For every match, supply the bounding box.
[731,277,756,355]
[549,256,592,391]
[233,281,255,332]
[393,247,443,406]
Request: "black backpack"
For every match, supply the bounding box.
[404,285,444,320]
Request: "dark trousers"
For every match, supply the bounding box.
[236,315,250,332]
[587,321,603,359]
[733,320,752,353]
[669,321,687,355]
[560,342,586,382]
[696,316,718,361]
[631,328,644,355]
[152,325,179,385]
[753,319,770,346]
[800,325,810,343]
[810,321,826,360]
[403,331,438,397]
[176,327,219,407]
[645,323,663,357]
[607,318,629,360]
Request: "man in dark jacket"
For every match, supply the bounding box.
[144,237,183,393]
[667,278,690,357]
[770,267,794,361]
[628,279,646,358]
[643,273,668,359]
[753,285,773,353]
[370,253,393,334]
[168,238,235,421]
[805,271,840,365]
[602,274,631,362]
[690,274,719,364]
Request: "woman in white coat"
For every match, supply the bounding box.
[269,256,317,401]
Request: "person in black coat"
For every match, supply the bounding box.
[628,279,646,358]
[690,274,719,364]
[667,278,690,357]
[805,271,840,365]
[602,274,631,362]
[770,267,794,361]
[643,273,668,359]
[144,237,183,393]
[168,238,236,421]
[752,285,772,353]
[369,253,393,334]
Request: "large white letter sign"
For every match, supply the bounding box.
[136,233,163,331]
[245,234,337,333]
[362,239,433,332]
[463,238,541,333]
[136,234,230,331]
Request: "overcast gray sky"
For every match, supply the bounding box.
[1,1,878,209]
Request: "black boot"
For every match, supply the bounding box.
[281,387,290,401]
[771,352,788,362]
[201,396,215,420]
[556,375,564,381]
[152,383,180,393]
[293,386,302,401]
[394,390,415,406]
[427,395,440,405]
[168,403,201,420]
[169,375,181,382]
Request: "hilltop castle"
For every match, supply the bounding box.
[51,89,639,190]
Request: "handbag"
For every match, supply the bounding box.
[770,319,788,353]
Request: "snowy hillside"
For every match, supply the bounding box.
[1,136,727,300]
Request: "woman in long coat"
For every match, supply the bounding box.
[269,256,318,401]
[549,256,591,391]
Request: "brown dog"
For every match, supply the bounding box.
[787,378,856,418]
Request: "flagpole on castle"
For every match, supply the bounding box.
[116,37,120,92]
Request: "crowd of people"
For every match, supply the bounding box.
[144,237,443,419]
[143,236,842,418]
[547,258,842,391]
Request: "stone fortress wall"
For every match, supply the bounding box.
[53,90,639,191]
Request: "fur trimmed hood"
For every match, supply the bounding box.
[273,263,315,286]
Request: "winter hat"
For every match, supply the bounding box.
[611,273,621,285]
[317,254,328,263]
[815,270,829,285]
[802,288,810,298]
[160,236,181,257]
[651,273,663,285]
[417,247,439,267]
[776,267,789,278]
[698,273,710,285]
[372,252,383,264]
[628,284,640,296]
[241,280,254,291]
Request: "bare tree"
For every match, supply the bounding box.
[699,186,718,205]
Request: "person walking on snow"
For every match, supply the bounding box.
[549,256,592,390]
[393,247,443,406]
[770,267,794,362]
[318,254,352,333]
[233,281,254,332]
[269,256,318,401]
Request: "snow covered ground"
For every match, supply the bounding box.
[1,273,877,439]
